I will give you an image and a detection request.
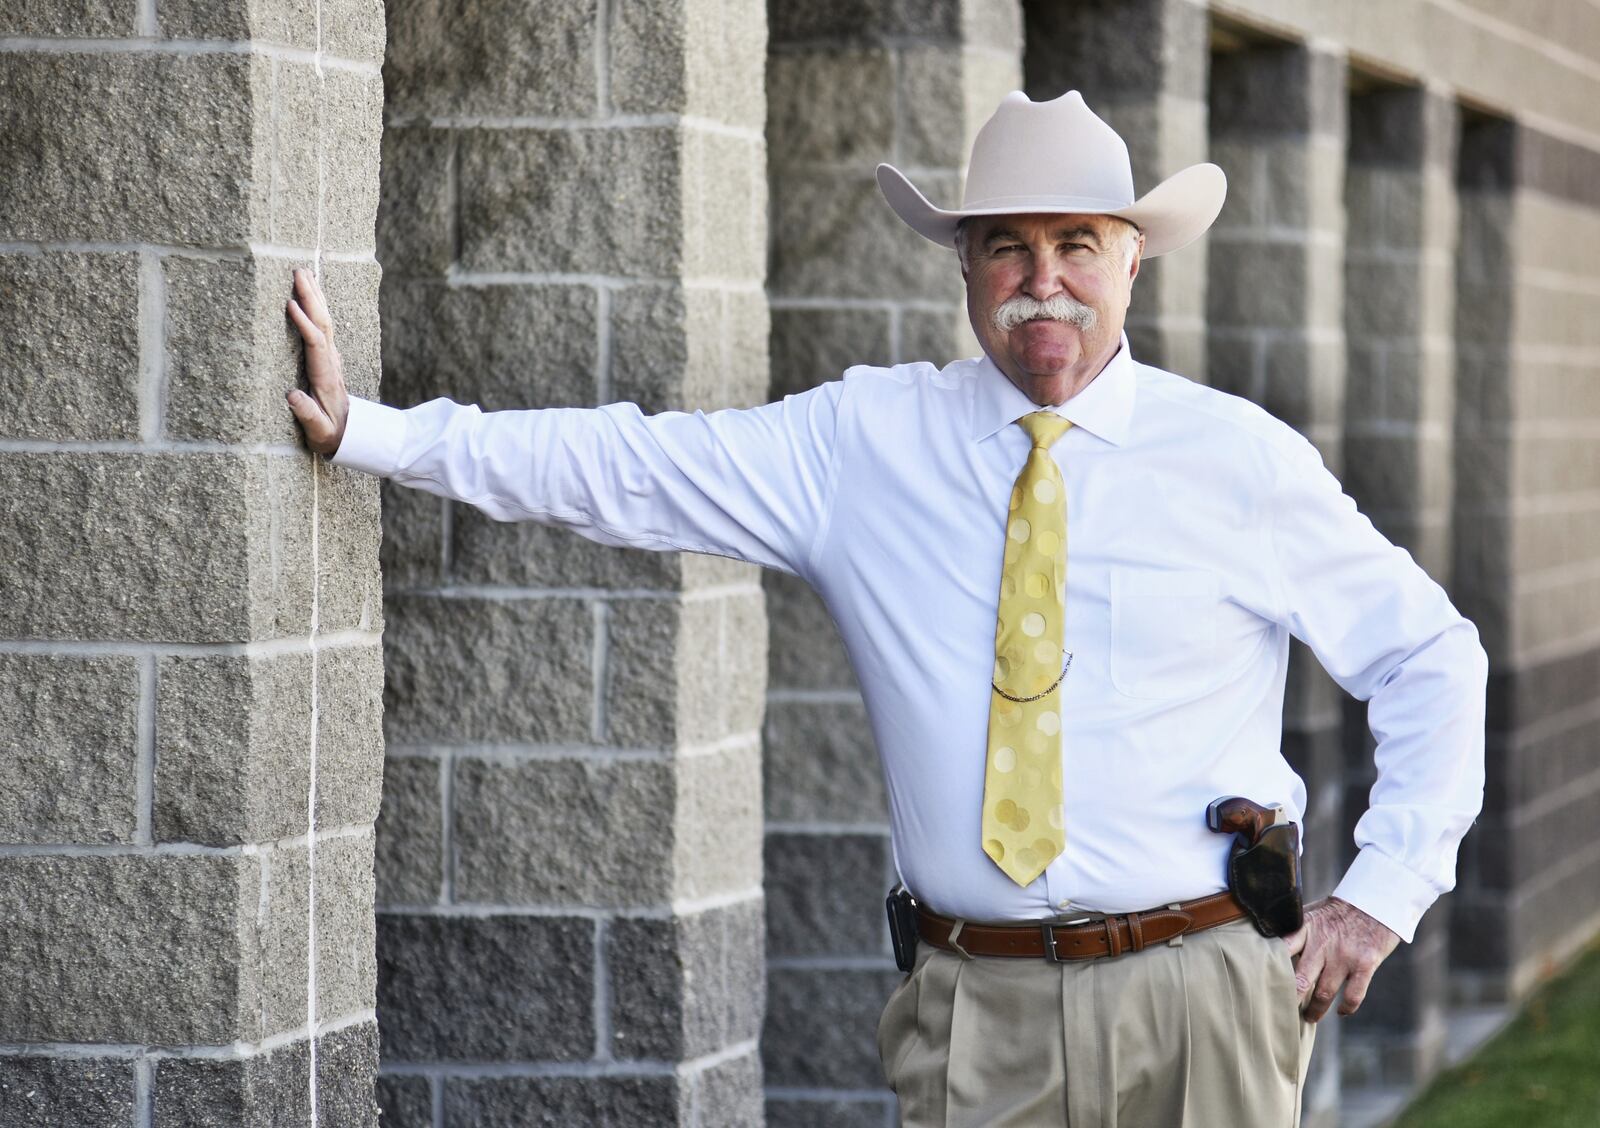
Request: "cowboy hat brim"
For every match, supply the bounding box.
[875,161,1228,258]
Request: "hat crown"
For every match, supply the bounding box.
[962,90,1136,211]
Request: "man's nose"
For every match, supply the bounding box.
[1022,251,1065,300]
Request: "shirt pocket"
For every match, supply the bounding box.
[1109,567,1222,699]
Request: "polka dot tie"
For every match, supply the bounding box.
[983,411,1073,887]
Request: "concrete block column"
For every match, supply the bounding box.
[1208,30,1349,894]
[372,0,770,1123]
[1336,82,1459,1090]
[1450,116,1600,1004]
[0,0,387,1122]
[1022,0,1211,378]
[1206,31,1348,1128]
[760,3,1020,1124]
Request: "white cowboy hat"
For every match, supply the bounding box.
[876,90,1227,258]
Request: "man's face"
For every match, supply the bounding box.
[962,212,1142,406]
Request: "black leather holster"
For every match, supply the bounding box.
[1207,796,1304,937]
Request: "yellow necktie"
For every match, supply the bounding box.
[983,411,1072,886]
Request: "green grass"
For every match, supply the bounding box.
[1391,940,1600,1128]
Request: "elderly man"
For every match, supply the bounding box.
[288,91,1486,1126]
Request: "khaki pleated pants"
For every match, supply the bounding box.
[877,916,1316,1128]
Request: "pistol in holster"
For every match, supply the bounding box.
[1206,796,1304,937]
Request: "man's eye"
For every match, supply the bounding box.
[1061,243,1090,253]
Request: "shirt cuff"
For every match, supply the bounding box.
[1330,846,1438,944]
[329,395,407,476]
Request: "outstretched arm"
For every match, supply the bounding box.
[284,268,843,579]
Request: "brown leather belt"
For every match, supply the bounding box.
[915,890,1248,962]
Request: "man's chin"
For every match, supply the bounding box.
[1011,327,1081,374]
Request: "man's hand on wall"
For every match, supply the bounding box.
[1281,895,1401,1023]
[285,267,350,456]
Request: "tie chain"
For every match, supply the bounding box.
[991,663,1068,703]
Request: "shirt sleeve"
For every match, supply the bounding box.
[1264,431,1488,943]
[329,386,846,581]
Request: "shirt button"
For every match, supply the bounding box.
[1058,899,1072,909]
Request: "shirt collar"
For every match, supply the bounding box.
[968,332,1137,447]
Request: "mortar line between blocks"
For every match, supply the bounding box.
[269,56,279,248]
[259,851,273,1038]
[593,917,613,1061]
[306,0,327,1115]
[0,630,381,659]
[0,1011,376,1063]
[439,499,454,580]
[595,286,612,404]
[133,1057,153,1128]
[0,37,378,76]
[889,46,903,168]
[594,0,611,118]
[673,1038,759,1078]
[592,601,610,742]
[2,239,367,261]
[448,131,462,267]
[134,654,156,845]
[385,112,761,141]
[432,1075,445,1128]
[0,822,372,858]
[136,251,165,442]
[440,753,455,904]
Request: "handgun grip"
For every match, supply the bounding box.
[1206,795,1273,843]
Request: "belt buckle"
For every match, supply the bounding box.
[1040,914,1097,963]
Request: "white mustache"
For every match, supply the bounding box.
[992,294,1098,334]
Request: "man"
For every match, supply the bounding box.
[287,91,1486,1126]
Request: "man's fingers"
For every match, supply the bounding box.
[1303,964,1343,1023]
[286,387,327,428]
[1293,938,1325,1007]
[293,267,334,332]
[1338,964,1376,1017]
[286,389,337,455]
[1281,926,1308,959]
[286,297,327,350]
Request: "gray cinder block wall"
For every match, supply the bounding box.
[1201,0,1600,1033]
[5,1,1600,1126]
[0,0,387,1122]
[1450,115,1600,1004]
[370,0,773,1123]
[1206,33,1350,1122]
[1022,0,1211,381]
[760,2,1021,1123]
[1337,83,1459,1089]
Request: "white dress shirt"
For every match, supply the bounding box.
[333,334,1487,943]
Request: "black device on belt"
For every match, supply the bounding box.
[886,885,920,972]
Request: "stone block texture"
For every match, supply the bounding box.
[1337,82,1459,1088]
[6,2,1600,1127]
[1207,34,1351,1122]
[1024,0,1211,378]
[1448,115,1600,1006]
[0,0,386,1119]
[761,1,1022,1121]
[374,0,772,1122]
